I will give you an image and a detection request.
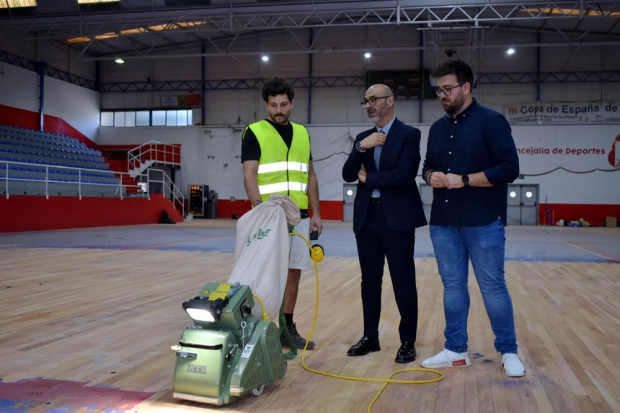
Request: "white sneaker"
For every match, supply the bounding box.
[421,348,471,368]
[502,353,525,377]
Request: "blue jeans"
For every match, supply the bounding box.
[430,219,518,354]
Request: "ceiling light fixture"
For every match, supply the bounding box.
[507,48,515,55]
[0,0,37,8]
[77,0,120,4]
[115,58,125,64]
[521,7,620,17]
[364,52,371,59]
[261,55,269,62]
[66,21,206,44]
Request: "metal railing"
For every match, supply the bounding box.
[2,159,132,199]
[1,159,186,217]
[135,168,186,216]
[127,141,181,176]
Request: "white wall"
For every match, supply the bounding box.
[96,122,620,206]
[45,76,101,141]
[0,63,100,141]
[0,62,40,113]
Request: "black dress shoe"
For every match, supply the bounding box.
[347,336,380,356]
[395,342,416,363]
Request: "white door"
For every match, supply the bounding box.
[520,185,538,225]
[507,184,539,225]
[343,184,356,222]
[507,185,521,225]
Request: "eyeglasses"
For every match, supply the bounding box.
[360,96,390,108]
[435,83,465,97]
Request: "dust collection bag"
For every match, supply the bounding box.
[227,195,301,324]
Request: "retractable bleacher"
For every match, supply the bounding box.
[0,125,125,197]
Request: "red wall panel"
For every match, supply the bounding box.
[0,104,98,149]
[0,194,182,233]
[539,204,620,227]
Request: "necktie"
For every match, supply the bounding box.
[374,129,384,170]
[372,129,384,198]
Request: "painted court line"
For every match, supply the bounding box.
[558,239,616,262]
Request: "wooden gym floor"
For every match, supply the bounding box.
[0,220,619,413]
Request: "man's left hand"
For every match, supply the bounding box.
[310,215,323,236]
[445,173,465,189]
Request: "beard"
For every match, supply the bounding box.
[367,105,388,123]
[442,93,465,115]
[270,112,289,125]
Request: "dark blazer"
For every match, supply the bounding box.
[342,117,427,235]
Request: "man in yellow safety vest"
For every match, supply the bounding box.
[241,76,323,349]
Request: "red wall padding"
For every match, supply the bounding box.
[0,194,182,233]
[539,204,620,227]
[0,104,98,149]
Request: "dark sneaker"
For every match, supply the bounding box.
[280,322,316,350]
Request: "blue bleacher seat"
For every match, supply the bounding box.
[0,125,122,194]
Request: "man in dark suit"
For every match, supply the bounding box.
[342,84,427,363]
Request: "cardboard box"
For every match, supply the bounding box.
[605,216,617,227]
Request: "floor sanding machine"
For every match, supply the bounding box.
[171,281,287,405]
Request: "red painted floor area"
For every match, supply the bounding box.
[0,378,153,413]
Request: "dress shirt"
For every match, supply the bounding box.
[422,99,519,227]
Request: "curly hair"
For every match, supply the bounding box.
[431,60,475,88]
[261,76,295,102]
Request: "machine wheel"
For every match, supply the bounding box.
[251,384,265,396]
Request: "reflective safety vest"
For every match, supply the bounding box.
[248,119,310,209]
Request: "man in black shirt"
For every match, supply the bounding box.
[421,60,525,377]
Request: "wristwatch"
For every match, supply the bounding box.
[462,174,470,187]
[356,141,366,153]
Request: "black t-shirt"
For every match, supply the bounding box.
[241,119,312,162]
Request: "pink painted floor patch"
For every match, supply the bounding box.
[0,378,153,413]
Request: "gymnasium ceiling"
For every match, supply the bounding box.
[0,0,619,62]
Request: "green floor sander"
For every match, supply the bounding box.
[171,281,287,405]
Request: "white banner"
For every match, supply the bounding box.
[510,125,620,173]
[160,94,201,107]
[161,96,179,107]
[505,101,620,124]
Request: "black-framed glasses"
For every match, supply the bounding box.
[360,95,390,108]
[435,83,465,97]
